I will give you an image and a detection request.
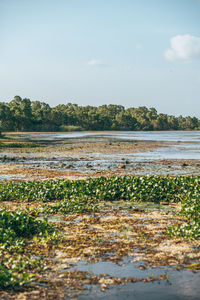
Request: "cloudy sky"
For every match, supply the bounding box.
[0,0,200,117]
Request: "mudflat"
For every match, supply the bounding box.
[0,131,200,181]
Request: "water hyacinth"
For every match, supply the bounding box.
[168,193,200,240]
[0,175,199,203]
[0,175,199,291]
[0,176,199,240]
[0,209,55,289]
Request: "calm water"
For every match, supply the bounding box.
[16,130,200,142]
[68,260,200,300]
[16,131,200,160]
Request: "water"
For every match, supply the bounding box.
[134,145,200,160]
[0,174,26,181]
[1,131,199,180]
[78,275,200,300]
[67,259,200,300]
[9,131,200,160]
[101,131,200,142]
[14,130,200,142]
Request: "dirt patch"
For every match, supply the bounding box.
[0,165,88,181]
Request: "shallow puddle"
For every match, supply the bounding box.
[78,269,200,300]
[67,258,167,278]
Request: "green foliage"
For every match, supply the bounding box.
[168,193,200,240]
[0,96,199,131]
[0,209,53,243]
[0,175,199,204]
[44,196,98,214]
[168,220,200,240]
[0,257,35,289]
[0,142,42,148]
[0,120,2,137]
[0,175,199,290]
[0,175,199,241]
[0,209,54,289]
[59,125,83,131]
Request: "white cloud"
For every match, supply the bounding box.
[164,34,200,62]
[87,59,108,67]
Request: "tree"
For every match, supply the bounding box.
[115,112,138,130]
[0,102,13,131]
[9,96,33,131]
[0,97,199,132]
[31,101,51,131]
[0,120,2,136]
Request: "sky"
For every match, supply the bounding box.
[0,0,200,117]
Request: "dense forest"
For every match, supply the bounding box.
[0,96,199,132]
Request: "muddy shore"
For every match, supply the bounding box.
[0,132,199,181]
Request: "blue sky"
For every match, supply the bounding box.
[0,0,200,117]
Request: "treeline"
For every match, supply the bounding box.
[0,96,199,132]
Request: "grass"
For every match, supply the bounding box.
[0,142,43,148]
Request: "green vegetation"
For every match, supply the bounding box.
[168,193,200,240]
[0,120,3,137]
[0,175,199,291]
[44,197,97,214]
[0,142,42,148]
[0,175,199,240]
[0,209,55,289]
[0,96,199,131]
[0,175,199,203]
[0,209,53,242]
[59,125,83,131]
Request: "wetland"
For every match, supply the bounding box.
[0,131,200,181]
[0,131,200,299]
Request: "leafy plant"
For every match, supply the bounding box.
[168,193,200,240]
[44,196,98,214]
[0,209,54,289]
[0,175,199,203]
[0,142,43,148]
